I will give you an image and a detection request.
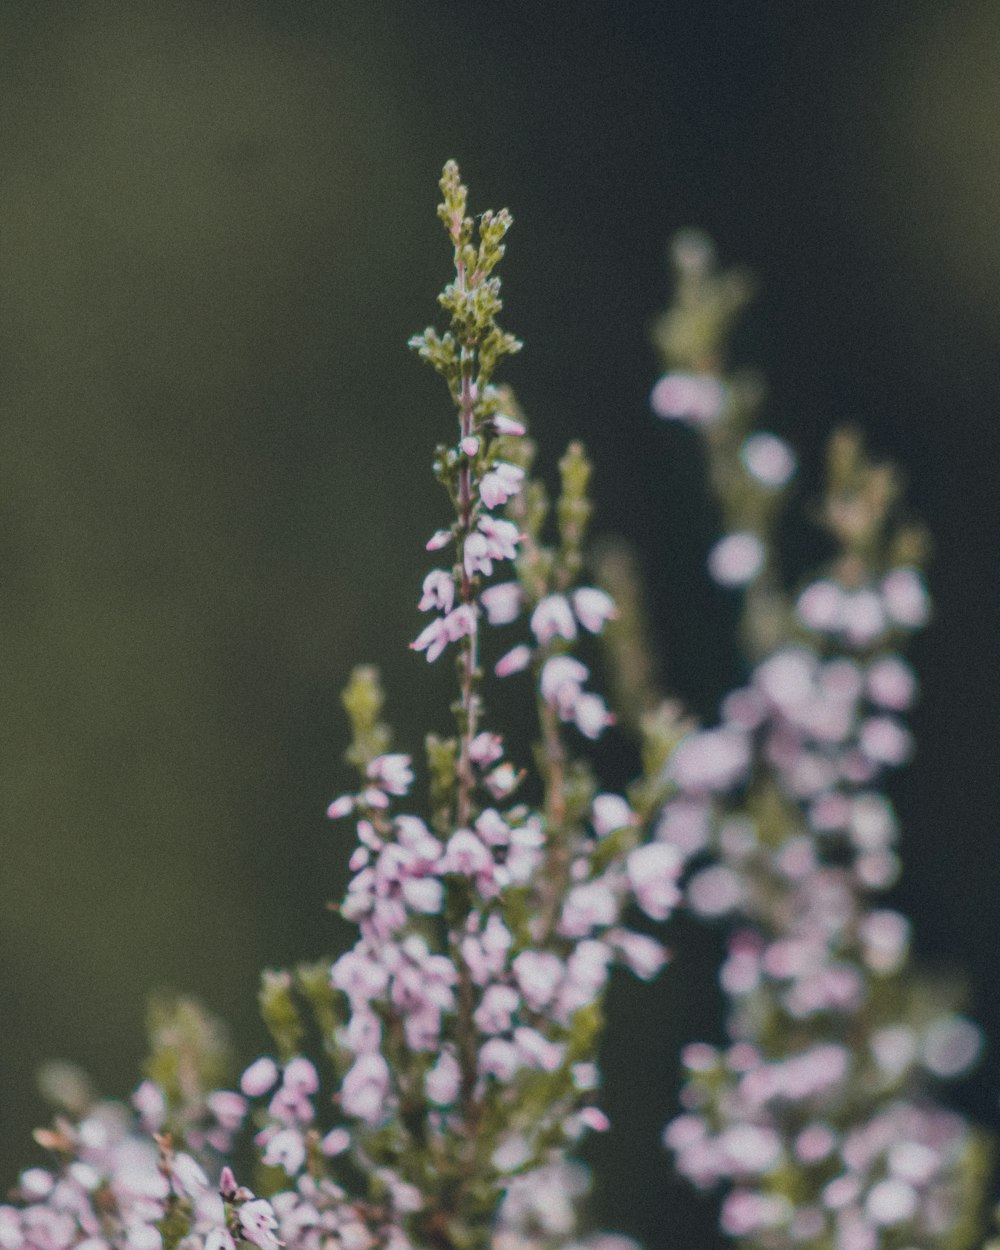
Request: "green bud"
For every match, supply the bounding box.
[144,994,231,1115]
[556,441,593,580]
[426,732,459,836]
[437,160,468,231]
[258,969,305,1060]
[295,959,342,1049]
[342,664,392,773]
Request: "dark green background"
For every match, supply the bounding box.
[2,3,998,1246]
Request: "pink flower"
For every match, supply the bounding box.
[344,1009,381,1053]
[609,929,668,980]
[463,532,495,578]
[170,1153,209,1198]
[237,1200,281,1250]
[425,1051,461,1105]
[205,1231,236,1250]
[401,876,444,915]
[740,432,796,487]
[480,462,525,509]
[572,587,617,633]
[512,950,564,1010]
[707,532,765,587]
[859,909,910,974]
[320,1127,351,1157]
[326,794,355,820]
[794,1124,837,1164]
[922,1015,982,1077]
[578,1106,611,1132]
[686,865,743,917]
[512,1026,563,1071]
[475,808,510,846]
[366,755,413,796]
[530,595,577,644]
[469,732,504,766]
[442,830,495,892]
[340,1053,391,1124]
[495,644,532,677]
[651,372,727,426]
[881,567,930,628]
[132,1080,167,1132]
[719,1192,790,1236]
[866,656,917,710]
[558,941,611,1017]
[506,819,545,883]
[206,1090,248,1130]
[627,843,682,921]
[477,515,521,562]
[479,1038,521,1082]
[480,581,522,625]
[492,414,526,437]
[283,1057,319,1094]
[473,985,520,1034]
[331,947,390,1005]
[241,1057,279,1098]
[261,1128,306,1176]
[485,762,520,799]
[426,529,453,551]
[797,580,845,632]
[755,647,817,705]
[841,589,887,645]
[671,728,750,792]
[411,616,450,662]
[865,1179,917,1227]
[558,880,618,938]
[591,794,634,837]
[460,914,512,985]
[418,570,455,614]
[411,606,477,662]
[540,656,588,715]
[573,692,614,740]
[858,716,912,765]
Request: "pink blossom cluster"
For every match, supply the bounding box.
[409,404,617,742]
[234,1055,414,1250]
[652,375,982,1246]
[669,1051,974,1249]
[0,1094,280,1250]
[494,1158,643,1250]
[796,568,930,648]
[411,410,527,667]
[323,745,675,1133]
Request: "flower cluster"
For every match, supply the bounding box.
[5,162,673,1250]
[646,235,989,1250]
[306,163,680,1250]
[0,1026,284,1250]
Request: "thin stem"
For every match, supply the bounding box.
[450,220,481,833]
[535,695,571,942]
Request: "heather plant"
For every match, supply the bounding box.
[1,165,995,1250]
[641,237,993,1249]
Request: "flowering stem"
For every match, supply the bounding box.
[535,693,571,940]
[449,212,481,833]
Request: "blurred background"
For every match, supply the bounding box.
[1,1,998,1245]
